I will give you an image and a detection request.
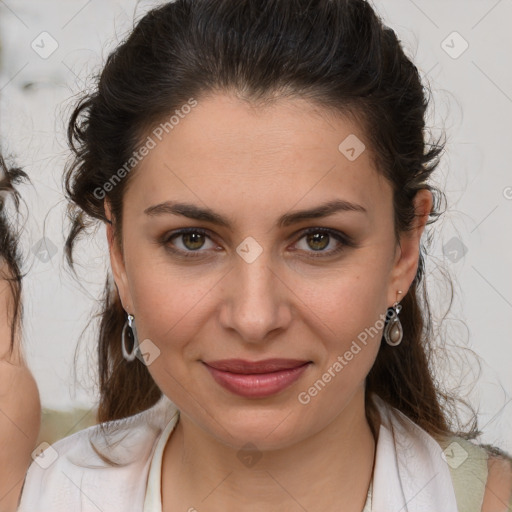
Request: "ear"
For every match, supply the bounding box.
[104,198,134,314]
[387,188,433,305]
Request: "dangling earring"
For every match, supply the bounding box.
[384,291,403,346]
[122,313,139,361]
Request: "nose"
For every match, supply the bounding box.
[218,249,292,344]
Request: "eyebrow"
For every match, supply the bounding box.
[144,199,367,228]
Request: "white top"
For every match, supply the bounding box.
[143,409,179,511]
[18,393,456,512]
[141,409,373,511]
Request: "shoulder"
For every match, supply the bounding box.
[18,395,179,510]
[433,434,488,511]
[436,435,512,512]
[481,446,512,512]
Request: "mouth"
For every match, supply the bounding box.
[202,359,312,398]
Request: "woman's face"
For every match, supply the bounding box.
[106,93,430,450]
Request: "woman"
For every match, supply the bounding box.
[0,153,40,512]
[18,0,512,510]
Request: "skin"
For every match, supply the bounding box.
[0,262,41,512]
[483,456,512,511]
[106,92,432,512]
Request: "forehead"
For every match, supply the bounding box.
[126,93,390,222]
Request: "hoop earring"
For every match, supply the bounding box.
[122,313,139,361]
[384,292,403,346]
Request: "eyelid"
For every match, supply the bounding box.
[161,226,355,258]
[296,226,355,246]
[162,227,219,250]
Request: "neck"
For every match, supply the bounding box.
[161,387,377,512]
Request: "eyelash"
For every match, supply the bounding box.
[160,227,355,259]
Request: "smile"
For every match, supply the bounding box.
[202,359,312,398]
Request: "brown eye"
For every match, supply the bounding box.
[161,228,216,258]
[305,232,330,251]
[160,227,354,260]
[179,232,206,251]
[293,228,354,258]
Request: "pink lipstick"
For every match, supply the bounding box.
[203,358,311,398]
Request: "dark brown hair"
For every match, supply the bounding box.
[65,0,481,442]
[0,152,28,355]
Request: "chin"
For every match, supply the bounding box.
[205,405,305,450]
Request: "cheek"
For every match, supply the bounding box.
[125,265,211,399]
[290,260,389,380]
[130,277,207,337]
[125,233,203,312]
[125,254,220,353]
[293,276,387,412]
[297,262,389,336]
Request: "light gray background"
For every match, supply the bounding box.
[0,0,510,451]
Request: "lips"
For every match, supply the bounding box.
[202,358,312,398]
[203,358,311,374]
